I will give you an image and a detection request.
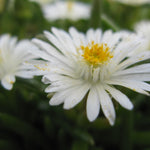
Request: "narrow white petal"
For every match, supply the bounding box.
[69,27,86,47]
[51,28,75,55]
[1,76,15,90]
[45,79,84,93]
[117,51,150,70]
[94,29,102,43]
[49,91,67,105]
[96,85,116,125]
[86,28,95,43]
[114,64,150,76]
[63,83,90,109]
[112,74,150,81]
[44,30,68,54]
[86,87,100,122]
[101,30,113,44]
[105,85,133,110]
[106,79,150,95]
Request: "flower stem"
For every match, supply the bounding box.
[90,0,102,29]
[101,14,120,31]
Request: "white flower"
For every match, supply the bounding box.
[116,30,149,54]
[134,20,150,50]
[111,0,150,6]
[31,27,150,125]
[0,34,40,90]
[42,1,91,21]
[29,0,53,5]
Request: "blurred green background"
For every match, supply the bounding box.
[0,0,150,149]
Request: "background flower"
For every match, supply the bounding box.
[134,20,150,51]
[0,34,39,90]
[42,1,91,21]
[29,0,53,5]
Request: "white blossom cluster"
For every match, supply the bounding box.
[1,20,150,125]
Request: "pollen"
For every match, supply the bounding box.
[34,65,50,71]
[80,41,113,66]
[67,1,74,11]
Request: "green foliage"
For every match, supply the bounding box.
[0,0,150,150]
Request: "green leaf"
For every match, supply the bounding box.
[0,113,48,149]
[73,129,94,145]
[0,139,20,150]
[71,140,89,150]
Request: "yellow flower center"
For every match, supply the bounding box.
[67,1,74,11]
[80,41,113,66]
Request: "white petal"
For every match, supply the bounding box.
[86,28,95,43]
[117,51,150,70]
[69,27,86,47]
[112,74,150,81]
[1,75,15,90]
[114,64,150,76]
[51,28,75,55]
[105,85,133,110]
[106,79,150,95]
[63,83,90,109]
[96,85,116,125]
[101,30,113,44]
[49,90,68,106]
[86,87,100,122]
[94,29,102,43]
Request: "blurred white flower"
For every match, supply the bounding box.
[0,34,40,90]
[111,0,150,6]
[134,21,150,50]
[32,27,150,125]
[42,1,91,21]
[29,0,53,5]
[116,30,149,54]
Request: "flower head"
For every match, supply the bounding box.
[134,20,150,50]
[29,0,53,5]
[115,30,149,55]
[32,27,150,125]
[42,1,91,21]
[0,34,39,90]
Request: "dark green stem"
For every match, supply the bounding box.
[90,0,102,29]
[101,14,120,31]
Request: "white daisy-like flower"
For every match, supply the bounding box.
[110,0,150,6]
[42,1,91,21]
[29,0,53,5]
[0,34,40,90]
[31,27,150,125]
[116,30,149,55]
[134,21,150,50]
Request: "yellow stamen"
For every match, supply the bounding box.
[67,1,74,11]
[80,41,113,66]
[34,65,50,71]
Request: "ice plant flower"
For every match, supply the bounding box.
[32,27,150,125]
[42,1,91,21]
[0,34,40,90]
[29,0,53,5]
[110,0,150,6]
[134,20,150,51]
[116,30,149,55]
